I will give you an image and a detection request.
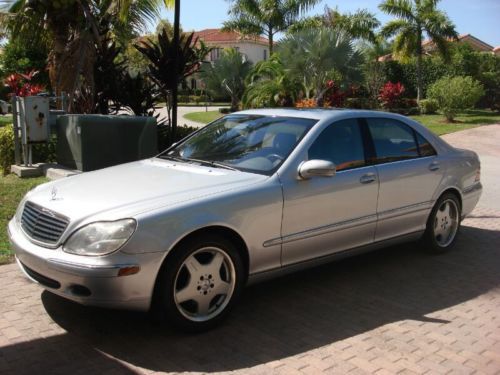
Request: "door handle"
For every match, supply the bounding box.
[429,161,440,171]
[360,173,376,184]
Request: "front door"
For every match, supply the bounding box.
[280,118,379,266]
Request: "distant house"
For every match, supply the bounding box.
[185,28,270,91]
[378,34,499,62]
[193,28,270,64]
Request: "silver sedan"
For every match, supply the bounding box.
[8,109,482,331]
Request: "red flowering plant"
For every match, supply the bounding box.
[378,81,405,110]
[323,80,347,108]
[4,70,45,97]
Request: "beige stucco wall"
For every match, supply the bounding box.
[205,41,269,63]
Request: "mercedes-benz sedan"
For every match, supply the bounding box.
[8,109,482,331]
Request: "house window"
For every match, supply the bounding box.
[263,49,267,60]
[210,48,222,61]
[191,79,197,90]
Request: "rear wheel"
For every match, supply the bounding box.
[154,234,244,332]
[422,193,461,254]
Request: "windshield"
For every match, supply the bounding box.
[161,115,317,175]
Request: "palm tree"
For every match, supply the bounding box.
[0,0,172,111]
[200,48,253,112]
[379,0,457,101]
[223,0,320,55]
[278,27,363,106]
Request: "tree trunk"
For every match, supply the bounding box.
[416,29,423,102]
[268,26,273,55]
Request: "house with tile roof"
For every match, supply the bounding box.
[378,34,499,62]
[192,28,270,64]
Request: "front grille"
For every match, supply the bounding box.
[21,201,69,245]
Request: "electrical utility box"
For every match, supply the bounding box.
[19,96,50,144]
[56,115,158,172]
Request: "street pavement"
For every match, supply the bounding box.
[0,125,499,375]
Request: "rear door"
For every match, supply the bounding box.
[364,117,444,241]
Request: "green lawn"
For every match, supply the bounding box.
[0,115,13,127]
[0,175,48,264]
[184,110,223,124]
[409,110,500,135]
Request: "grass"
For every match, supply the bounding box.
[184,110,223,124]
[409,109,500,135]
[0,115,13,127]
[0,174,48,264]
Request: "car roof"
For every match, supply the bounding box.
[236,108,408,122]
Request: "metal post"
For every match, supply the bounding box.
[171,0,181,139]
[11,96,21,166]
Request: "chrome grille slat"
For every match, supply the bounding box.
[23,206,67,229]
[21,202,69,246]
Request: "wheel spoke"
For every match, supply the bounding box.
[207,252,224,275]
[197,295,212,315]
[176,285,198,304]
[442,202,451,218]
[184,255,203,278]
[213,280,231,296]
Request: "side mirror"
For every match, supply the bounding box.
[298,159,336,179]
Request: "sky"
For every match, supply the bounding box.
[159,0,500,48]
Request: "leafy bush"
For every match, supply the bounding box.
[157,124,197,151]
[295,99,317,108]
[428,76,484,122]
[0,125,15,176]
[344,97,372,109]
[378,81,405,110]
[418,99,439,114]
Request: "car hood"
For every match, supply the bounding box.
[24,158,267,222]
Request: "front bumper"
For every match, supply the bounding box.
[8,219,163,311]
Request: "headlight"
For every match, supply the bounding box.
[63,219,137,256]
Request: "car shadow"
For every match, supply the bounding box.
[2,224,500,374]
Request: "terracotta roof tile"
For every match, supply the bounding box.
[192,28,269,45]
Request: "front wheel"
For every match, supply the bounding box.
[154,234,245,332]
[422,193,461,254]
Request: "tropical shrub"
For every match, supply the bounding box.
[4,70,45,97]
[418,99,439,114]
[0,125,15,176]
[295,99,317,108]
[243,55,299,108]
[427,76,484,122]
[278,27,363,105]
[378,81,405,110]
[135,30,211,131]
[200,48,252,112]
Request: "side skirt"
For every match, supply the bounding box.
[247,230,424,286]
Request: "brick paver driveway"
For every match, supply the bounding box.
[1,126,500,375]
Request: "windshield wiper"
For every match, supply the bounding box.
[159,154,237,171]
[182,157,238,171]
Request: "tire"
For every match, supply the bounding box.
[153,234,245,332]
[421,193,461,254]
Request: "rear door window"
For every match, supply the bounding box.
[366,118,419,164]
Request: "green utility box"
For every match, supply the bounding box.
[56,115,158,171]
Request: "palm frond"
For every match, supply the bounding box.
[379,0,414,20]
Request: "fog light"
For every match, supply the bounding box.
[117,266,140,277]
